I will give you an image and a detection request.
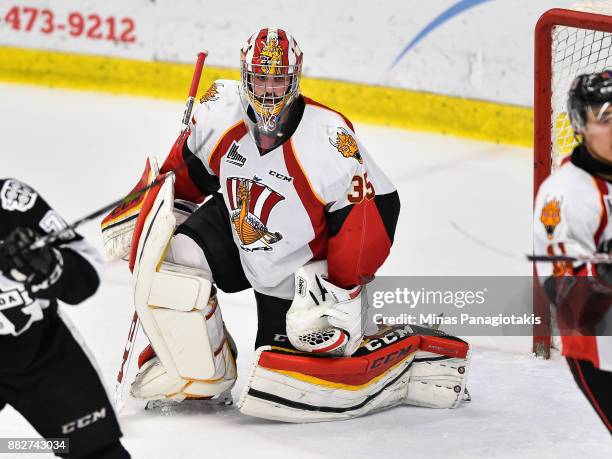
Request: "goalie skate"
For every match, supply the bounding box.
[144,389,233,413]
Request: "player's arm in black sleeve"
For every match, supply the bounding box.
[0,178,103,305]
[47,237,102,305]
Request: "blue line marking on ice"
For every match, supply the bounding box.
[389,0,493,70]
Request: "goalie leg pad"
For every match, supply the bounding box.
[130,177,235,400]
[238,327,470,422]
[238,331,420,422]
[131,263,237,400]
[404,335,471,409]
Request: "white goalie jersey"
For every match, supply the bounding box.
[161,79,400,299]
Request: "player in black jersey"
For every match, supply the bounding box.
[0,178,129,458]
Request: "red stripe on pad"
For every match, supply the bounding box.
[128,175,164,272]
[420,336,469,359]
[259,336,420,386]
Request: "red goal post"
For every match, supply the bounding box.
[534,7,612,357]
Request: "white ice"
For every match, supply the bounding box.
[0,83,610,458]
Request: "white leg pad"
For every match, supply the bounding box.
[237,330,471,422]
[131,271,237,399]
[148,264,215,378]
[130,177,235,400]
[403,350,471,409]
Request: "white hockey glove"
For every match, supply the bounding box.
[101,157,159,261]
[286,261,365,356]
[101,157,199,262]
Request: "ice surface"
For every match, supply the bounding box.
[0,83,609,458]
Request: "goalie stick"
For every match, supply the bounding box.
[114,311,139,412]
[114,51,208,410]
[182,52,207,128]
[19,53,209,254]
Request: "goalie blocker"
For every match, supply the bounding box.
[238,325,470,422]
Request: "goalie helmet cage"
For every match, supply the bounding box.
[533,6,612,358]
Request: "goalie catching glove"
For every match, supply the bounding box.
[287,260,365,356]
[100,157,159,262]
[101,157,197,262]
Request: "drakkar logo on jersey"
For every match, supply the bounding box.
[1,179,38,212]
[540,197,562,240]
[329,128,363,164]
[227,177,284,251]
[225,141,247,167]
[199,82,223,104]
[260,37,283,75]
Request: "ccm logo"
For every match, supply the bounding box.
[269,170,292,182]
[369,345,415,369]
[365,326,411,351]
[61,408,106,434]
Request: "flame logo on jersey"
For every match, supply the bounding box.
[227,177,284,251]
[540,197,562,240]
[329,128,363,164]
[260,37,283,75]
[199,82,223,104]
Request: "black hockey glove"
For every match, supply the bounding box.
[595,239,612,284]
[0,227,64,296]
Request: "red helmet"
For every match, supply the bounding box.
[240,28,303,135]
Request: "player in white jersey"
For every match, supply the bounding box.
[534,70,612,434]
[104,28,471,422]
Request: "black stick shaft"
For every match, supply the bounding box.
[0,170,177,257]
[34,171,175,249]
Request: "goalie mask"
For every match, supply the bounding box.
[568,70,612,133]
[240,28,303,144]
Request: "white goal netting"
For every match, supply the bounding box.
[550,2,612,170]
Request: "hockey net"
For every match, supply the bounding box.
[534,5,612,357]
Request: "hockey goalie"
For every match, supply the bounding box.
[103,27,471,422]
